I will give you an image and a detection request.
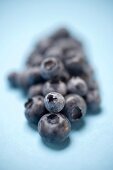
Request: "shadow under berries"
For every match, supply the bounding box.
[26,121,38,131]
[41,137,71,151]
[71,118,86,131]
[86,107,102,117]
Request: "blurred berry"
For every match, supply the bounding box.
[42,79,67,96]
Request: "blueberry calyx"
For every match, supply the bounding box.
[47,94,57,102]
[44,59,56,70]
[47,114,59,124]
[72,107,82,119]
[24,98,33,108]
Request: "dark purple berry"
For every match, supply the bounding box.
[67,77,88,96]
[42,79,67,96]
[64,50,85,75]
[45,46,64,60]
[26,51,43,67]
[7,72,19,88]
[51,27,71,40]
[38,113,71,143]
[24,95,46,124]
[40,57,63,80]
[17,67,43,89]
[28,84,42,97]
[44,92,65,113]
[64,94,87,122]
[60,70,70,82]
[36,37,53,54]
[86,89,101,112]
[55,38,81,53]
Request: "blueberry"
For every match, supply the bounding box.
[44,92,65,113]
[45,46,64,60]
[38,113,71,143]
[86,89,101,112]
[17,67,43,89]
[28,84,42,97]
[40,57,63,80]
[42,79,67,96]
[66,48,85,59]
[24,95,46,124]
[86,77,98,91]
[64,50,85,75]
[26,51,43,67]
[64,94,87,122]
[7,72,19,88]
[55,38,81,53]
[67,77,88,96]
[51,27,71,40]
[60,70,70,82]
[36,37,53,54]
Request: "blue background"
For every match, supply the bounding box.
[0,0,113,170]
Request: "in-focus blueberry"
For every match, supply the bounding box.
[64,94,87,122]
[44,92,65,113]
[38,113,71,143]
[24,95,46,124]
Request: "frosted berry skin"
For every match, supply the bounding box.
[67,77,88,96]
[40,57,63,80]
[38,113,71,143]
[42,79,67,96]
[64,94,87,122]
[28,84,42,97]
[86,89,101,112]
[44,92,65,113]
[24,96,46,124]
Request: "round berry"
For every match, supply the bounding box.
[17,67,42,89]
[40,57,63,80]
[60,70,70,82]
[44,92,65,113]
[51,27,71,40]
[64,94,87,122]
[36,37,53,54]
[45,46,64,60]
[55,38,80,53]
[26,52,43,67]
[38,113,71,143]
[7,72,19,88]
[67,77,88,96]
[24,96,46,124]
[86,89,101,112]
[64,49,85,75]
[28,84,42,97]
[42,79,67,96]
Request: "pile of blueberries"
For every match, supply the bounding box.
[8,28,101,143]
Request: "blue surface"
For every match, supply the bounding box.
[1,0,113,170]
